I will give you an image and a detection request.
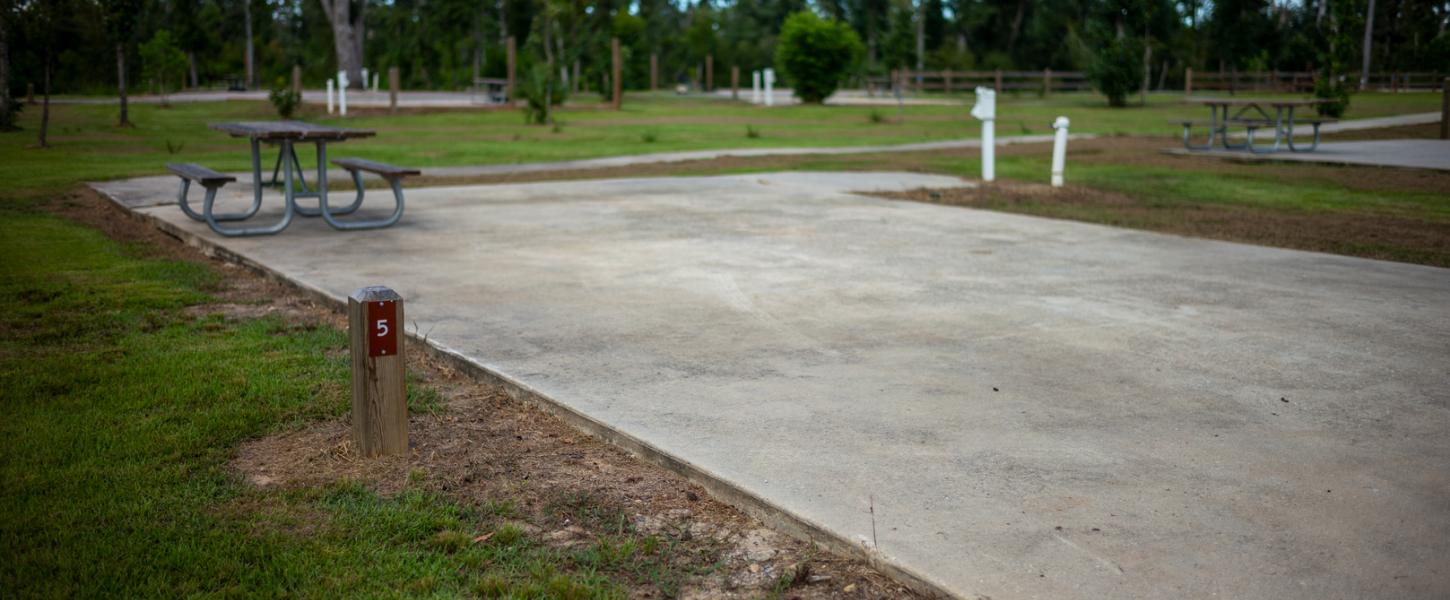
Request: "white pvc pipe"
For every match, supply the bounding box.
[752,71,761,104]
[1051,116,1070,187]
[764,69,775,107]
[326,79,335,114]
[372,73,380,93]
[339,82,348,116]
[981,120,995,182]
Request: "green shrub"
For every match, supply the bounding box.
[774,11,863,104]
[518,63,567,125]
[268,78,301,119]
[1086,36,1144,108]
[1313,74,1351,118]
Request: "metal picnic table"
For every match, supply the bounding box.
[167,121,418,237]
[1180,97,1336,154]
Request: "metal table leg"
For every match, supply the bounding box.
[292,140,363,217]
[203,139,296,237]
[177,138,266,223]
[316,142,406,231]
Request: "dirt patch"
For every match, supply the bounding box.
[877,182,1450,267]
[54,188,922,600]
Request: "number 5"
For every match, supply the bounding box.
[376,319,390,337]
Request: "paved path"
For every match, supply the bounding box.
[1169,139,1450,171]
[95,172,1450,600]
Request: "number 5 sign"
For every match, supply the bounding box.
[348,285,407,457]
[367,299,399,357]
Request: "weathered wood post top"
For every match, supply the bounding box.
[349,285,407,457]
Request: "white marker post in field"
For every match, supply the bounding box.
[970,87,996,183]
[1051,116,1070,187]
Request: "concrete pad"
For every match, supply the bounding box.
[100,172,1450,599]
[1168,139,1450,171]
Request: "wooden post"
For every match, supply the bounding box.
[731,66,739,100]
[27,82,35,105]
[291,65,303,95]
[348,286,407,457]
[388,67,400,114]
[994,70,1002,94]
[1043,68,1051,96]
[943,70,952,93]
[1441,78,1449,140]
[612,37,623,110]
[1185,67,1193,96]
[506,36,517,104]
[650,53,659,91]
[706,55,714,92]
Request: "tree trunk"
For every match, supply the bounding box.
[0,11,13,131]
[915,0,924,87]
[244,0,254,89]
[1316,0,1327,27]
[1007,0,1028,54]
[1141,35,1152,106]
[188,51,198,89]
[38,58,51,148]
[543,14,553,125]
[117,43,130,127]
[319,0,365,89]
[1359,0,1375,90]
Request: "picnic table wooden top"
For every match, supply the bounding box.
[1183,96,1330,107]
[209,121,377,141]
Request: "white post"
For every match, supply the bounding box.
[372,73,380,93]
[1050,116,1070,187]
[326,79,335,114]
[969,87,996,183]
[337,71,349,116]
[764,68,775,106]
[362,68,370,90]
[752,70,761,104]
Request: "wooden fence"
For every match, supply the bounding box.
[861,68,1445,96]
[867,69,1090,95]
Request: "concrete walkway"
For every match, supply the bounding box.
[1168,139,1450,171]
[95,172,1450,599]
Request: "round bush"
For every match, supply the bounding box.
[775,11,863,104]
[1087,36,1144,108]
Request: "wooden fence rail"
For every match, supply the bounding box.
[856,68,1446,96]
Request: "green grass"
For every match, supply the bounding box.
[1,91,1438,194]
[0,204,711,597]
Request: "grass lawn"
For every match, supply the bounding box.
[1,90,1440,193]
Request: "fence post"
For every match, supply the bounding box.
[705,55,714,92]
[1441,77,1448,140]
[291,65,302,96]
[994,70,1002,94]
[506,36,517,104]
[27,82,35,105]
[612,38,622,110]
[1185,67,1193,95]
[348,286,407,458]
[388,67,399,114]
[944,70,952,94]
[1043,68,1052,96]
[731,66,739,100]
[650,53,659,91]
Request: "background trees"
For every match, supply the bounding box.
[1,0,1444,101]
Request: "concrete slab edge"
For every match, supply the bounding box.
[87,182,960,600]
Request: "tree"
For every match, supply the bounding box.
[1086,34,1144,106]
[140,30,186,106]
[101,0,141,126]
[775,10,863,103]
[0,0,15,132]
[1358,0,1375,90]
[319,0,365,88]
